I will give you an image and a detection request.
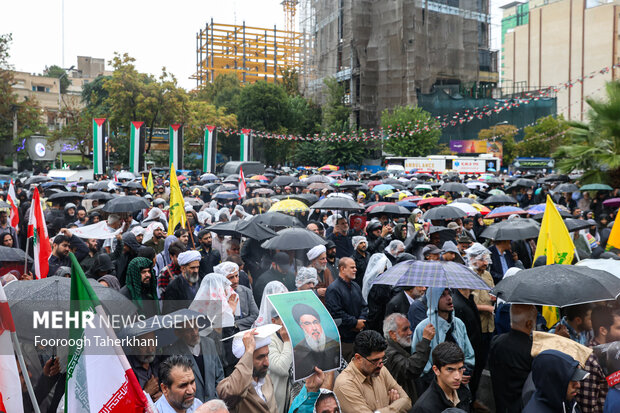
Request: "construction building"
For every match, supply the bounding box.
[299,0,499,128]
[501,0,620,121]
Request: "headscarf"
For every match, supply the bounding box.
[125,257,158,311]
[253,281,288,328]
[295,267,319,289]
[122,232,141,254]
[156,235,179,272]
[362,253,392,302]
[190,273,239,328]
[97,274,121,291]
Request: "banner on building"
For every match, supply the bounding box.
[450,140,503,159]
[169,124,183,169]
[92,118,106,175]
[129,121,145,174]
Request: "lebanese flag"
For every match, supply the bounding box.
[238,167,247,199]
[27,187,51,279]
[65,253,151,413]
[7,180,18,229]
[0,283,24,413]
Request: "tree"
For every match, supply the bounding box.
[478,124,518,165]
[193,73,242,114]
[380,105,441,157]
[517,115,569,158]
[44,65,71,94]
[237,81,289,132]
[82,75,111,114]
[553,81,620,185]
[322,77,350,132]
[280,67,299,96]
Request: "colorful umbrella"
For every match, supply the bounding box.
[319,164,339,171]
[603,198,620,208]
[417,197,447,207]
[580,183,613,191]
[488,189,505,196]
[485,206,527,219]
[471,203,491,216]
[450,202,479,217]
[269,199,309,214]
[250,175,269,181]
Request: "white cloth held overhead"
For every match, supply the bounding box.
[68,221,123,240]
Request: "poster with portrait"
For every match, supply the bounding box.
[268,290,341,381]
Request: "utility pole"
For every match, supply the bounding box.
[11,104,18,171]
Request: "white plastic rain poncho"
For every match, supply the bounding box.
[252,280,289,328]
[362,253,392,302]
[190,273,240,328]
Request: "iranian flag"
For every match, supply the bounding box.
[0,283,24,413]
[65,253,151,413]
[7,180,18,229]
[27,187,51,279]
[238,167,247,199]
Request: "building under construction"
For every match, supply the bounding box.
[299,0,499,128]
[193,19,304,86]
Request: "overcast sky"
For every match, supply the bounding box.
[2,0,510,90]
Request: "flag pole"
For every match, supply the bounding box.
[11,332,42,413]
[24,235,30,276]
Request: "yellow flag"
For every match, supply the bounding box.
[141,173,147,189]
[168,163,186,235]
[146,170,154,195]
[606,217,620,251]
[534,195,575,328]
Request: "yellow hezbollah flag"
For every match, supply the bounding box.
[606,217,620,251]
[167,163,186,235]
[141,173,147,189]
[146,170,154,195]
[534,195,576,328]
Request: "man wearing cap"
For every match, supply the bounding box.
[291,303,341,379]
[217,329,277,413]
[350,236,369,288]
[252,252,296,305]
[163,250,203,314]
[422,244,441,261]
[523,350,589,413]
[441,241,466,265]
[307,244,334,298]
[325,240,339,281]
[456,233,474,257]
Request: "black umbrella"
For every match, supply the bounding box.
[453,197,476,205]
[439,182,470,193]
[367,203,411,217]
[84,191,116,201]
[102,196,150,213]
[482,194,517,206]
[270,176,297,187]
[338,181,364,190]
[89,181,117,191]
[512,178,537,188]
[480,218,540,241]
[24,175,52,185]
[253,211,303,228]
[236,219,278,241]
[564,218,592,232]
[122,181,144,190]
[0,246,32,263]
[554,183,580,193]
[491,265,620,307]
[422,206,467,221]
[304,175,331,184]
[311,197,364,211]
[47,191,84,201]
[207,221,238,236]
[486,178,504,185]
[261,227,326,250]
[531,210,573,220]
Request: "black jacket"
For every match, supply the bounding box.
[511,240,534,270]
[351,250,370,288]
[412,378,472,413]
[488,245,517,284]
[324,277,368,343]
[384,337,431,402]
[162,275,198,314]
[385,291,411,317]
[452,290,483,352]
[198,245,221,277]
[252,268,296,305]
[489,329,533,413]
[327,231,354,258]
[47,234,89,277]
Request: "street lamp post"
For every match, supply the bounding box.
[57,65,74,129]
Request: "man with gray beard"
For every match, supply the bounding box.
[127,331,162,402]
[163,250,202,314]
[291,303,341,380]
[383,313,435,403]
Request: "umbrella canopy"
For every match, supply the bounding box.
[116,171,136,180]
[480,218,540,240]
[304,175,332,184]
[602,198,620,208]
[491,264,620,307]
[269,199,309,214]
[271,175,297,187]
[0,246,33,263]
[319,164,339,171]
[576,259,620,278]
[261,227,326,250]
[206,221,239,236]
[554,183,580,193]
[242,197,275,210]
[466,182,488,190]
[89,180,117,191]
[250,175,269,181]
[212,192,239,201]
[83,191,115,201]
[414,184,433,192]
[24,175,52,185]
[373,260,490,290]
[564,218,593,232]
[512,178,537,188]
[214,183,238,193]
[422,205,467,221]
[47,191,84,202]
[450,202,479,217]
[307,182,329,190]
[311,197,364,211]
[253,211,303,228]
[372,184,395,192]
[4,277,137,340]
[482,194,517,206]
[367,203,411,217]
[485,206,527,219]
[454,197,476,204]
[200,173,219,182]
[102,196,150,213]
[253,188,275,196]
[338,181,365,190]
[488,189,506,196]
[416,197,447,207]
[580,183,613,191]
[439,182,470,193]
[122,181,144,190]
[208,219,277,241]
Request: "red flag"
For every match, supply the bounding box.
[238,167,247,199]
[0,283,23,412]
[7,180,18,229]
[27,187,51,279]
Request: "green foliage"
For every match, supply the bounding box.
[554,81,620,184]
[380,105,441,157]
[280,67,299,96]
[478,124,518,165]
[322,77,350,132]
[44,65,71,94]
[49,104,92,162]
[287,95,321,136]
[194,73,242,114]
[82,75,111,114]
[237,81,289,132]
[517,115,569,158]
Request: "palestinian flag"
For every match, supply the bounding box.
[7,180,18,229]
[169,124,183,169]
[203,125,216,173]
[240,128,251,161]
[92,118,106,175]
[27,187,51,279]
[129,121,145,175]
[65,253,150,413]
[0,283,23,413]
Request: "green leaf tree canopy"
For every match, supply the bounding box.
[380,105,441,157]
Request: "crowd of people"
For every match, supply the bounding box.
[1,166,620,413]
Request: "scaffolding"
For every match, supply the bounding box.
[193,19,303,87]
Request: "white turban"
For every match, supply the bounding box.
[232,334,272,358]
[306,245,326,261]
[296,267,319,288]
[178,250,202,266]
[214,261,239,277]
[352,236,367,250]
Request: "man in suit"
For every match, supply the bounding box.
[166,319,225,403]
[385,286,427,318]
[511,238,536,270]
[291,303,341,380]
[488,240,517,285]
